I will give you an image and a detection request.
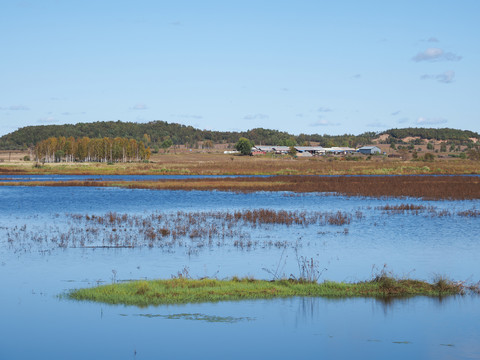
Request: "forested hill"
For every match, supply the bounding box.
[384,128,479,142]
[0,120,478,149]
[0,120,375,149]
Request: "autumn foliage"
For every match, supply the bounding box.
[34,136,151,163]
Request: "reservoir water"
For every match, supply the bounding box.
[0,181,479,359]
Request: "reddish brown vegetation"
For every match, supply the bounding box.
[2,175,480,200]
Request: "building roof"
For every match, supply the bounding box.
[324,147,355,152]
[294,146,325,152]
[357,146,380,150]
[254,146,275,151]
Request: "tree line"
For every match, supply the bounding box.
[384,128,479,143]
[1,120,478,150]
[0,120,378,150]
[35,136,150,163]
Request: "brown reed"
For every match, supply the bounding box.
[3,175,478,200]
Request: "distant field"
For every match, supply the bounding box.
[0,150,479,176]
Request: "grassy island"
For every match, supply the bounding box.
[67,276,470,307]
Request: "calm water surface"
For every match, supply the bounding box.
[0,182,479,359]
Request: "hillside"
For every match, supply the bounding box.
[0,120,375,150]
[381,128,479,143]
[0,120,478,150]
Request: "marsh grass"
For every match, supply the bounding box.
[4,204,475,253]
[66,276,472,306]
[2,175,480,200]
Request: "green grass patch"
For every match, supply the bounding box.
[66,276,469,307]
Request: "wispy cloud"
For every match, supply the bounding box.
[391,110,401,116]
[173,114,203,119]
[309,119,340,127]
[427,37,439,43]
[420,70,455,84]
[37,116,59,124]
[412,48,462,62]
[352,74,362,79]
[416,117,447,125]
[132,103,148,110]
[243,113,269,120]
[397,117,409,124]
[317,107,332,113]
[0,105,30,111]
[59,111,87,116]
[169,21,181,26]
[367,121,387,128]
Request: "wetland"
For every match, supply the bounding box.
[1,175,479,359]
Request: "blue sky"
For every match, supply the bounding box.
[1,0,479,137]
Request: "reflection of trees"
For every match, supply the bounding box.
[293,295,456,323]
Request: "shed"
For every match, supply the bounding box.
[324,147,355,155]
[294,146,325,155]
[272,146,291,154]
[253,146,275,153]
[357,146,381,155]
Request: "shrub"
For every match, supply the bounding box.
[235,138,254,155]
[423,153,435,162]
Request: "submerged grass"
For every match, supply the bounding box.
[67,276,471,306]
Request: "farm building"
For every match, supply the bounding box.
[253,146,275,153]
[294,146,325,155]
[251,145,292,155]
[357,146,381,155]
[324,147,356,155]
[272,146,291,154]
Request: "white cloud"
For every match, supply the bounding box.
[37,116,59,124]
[412,48,462,62]
[421,70,455,84]
[367,121,387,128]
[436,70,455,83]
[317,107,332,113]
[243,113,269,120]
[309,119,340,126]
[132,103,148,110]
[416,117,447,125]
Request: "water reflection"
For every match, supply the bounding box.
[293,294,466,323]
